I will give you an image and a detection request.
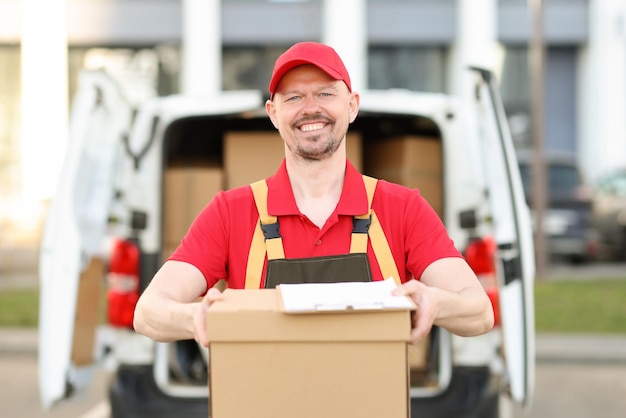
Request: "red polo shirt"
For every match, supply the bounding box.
[169,160,462,289]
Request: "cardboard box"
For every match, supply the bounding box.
[163,166,223,247]
[72,257,104,366]
[206,288,412,418]
[224,131,363,189]
[364,136,443,217]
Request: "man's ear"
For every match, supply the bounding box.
[265,99,279,129]
[348,92,360,123]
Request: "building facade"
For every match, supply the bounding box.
[0,0,624,224]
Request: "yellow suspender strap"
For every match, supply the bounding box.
[245,180,285,289]
[245,176,400,289]
[370,210,401,284]
[245,221,265,289]
[349,177,375,254]
[358,176,401,285]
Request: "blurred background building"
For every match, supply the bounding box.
[0,0,625,267]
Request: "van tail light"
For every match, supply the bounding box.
[106,238,140,328]
[465,236,500,327]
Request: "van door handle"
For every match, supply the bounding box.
[498,243,522,285]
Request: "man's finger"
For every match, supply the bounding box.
[204,287,224,306]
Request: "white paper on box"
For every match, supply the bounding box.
[278,278,415,313]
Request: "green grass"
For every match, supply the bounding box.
[0,288,39,328]
[534,279,626,334]
[1,279,626,334]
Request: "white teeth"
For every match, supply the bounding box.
[300,123,324,132]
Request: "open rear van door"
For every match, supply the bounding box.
[38,70,132,409]
[470,67,536,411]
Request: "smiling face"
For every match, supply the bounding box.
[265,64,359,163]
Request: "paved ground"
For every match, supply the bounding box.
[2,328,626,418]
[513,361,626,418]
[2,248,626,418]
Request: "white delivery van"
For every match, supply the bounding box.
[38,68,535,418]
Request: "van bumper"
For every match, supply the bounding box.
[110,365,498,418]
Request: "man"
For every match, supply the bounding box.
[133,42,494,347]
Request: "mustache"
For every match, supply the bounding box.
[293,115,334,128]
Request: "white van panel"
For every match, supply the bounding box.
[471,69,535,409]
[38,71,132,408]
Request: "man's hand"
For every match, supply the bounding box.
[392,279,439,343]
[192,287,224,347]
[393,258,494,339]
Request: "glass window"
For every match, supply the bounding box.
[368,46,447,93]
[549,164,581,196]
[498,45,531,150]
[519,158,584,203]
[499,46,530,112]
[222,45,448,93]
[222,46,288,92]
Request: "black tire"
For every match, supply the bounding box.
[109,365,208,418]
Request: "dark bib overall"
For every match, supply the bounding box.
[264,247,373,289]
[244,176,400,290]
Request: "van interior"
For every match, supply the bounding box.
[158,111,445,392]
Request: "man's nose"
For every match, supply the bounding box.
[301,94,322,113]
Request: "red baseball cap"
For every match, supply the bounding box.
[268,42,352,98]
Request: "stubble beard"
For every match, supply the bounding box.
[287,116,345,162]
[293,134,341,162]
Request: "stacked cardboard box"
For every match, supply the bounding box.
[224,131,363,189]
[162,165,223,256]
[163,130,364,254]
[364,136,443,217]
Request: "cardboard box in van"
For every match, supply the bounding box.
[206,287,413,418]
[224,131,363,189]
[364,136,443,217]
[163,165,223,247]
